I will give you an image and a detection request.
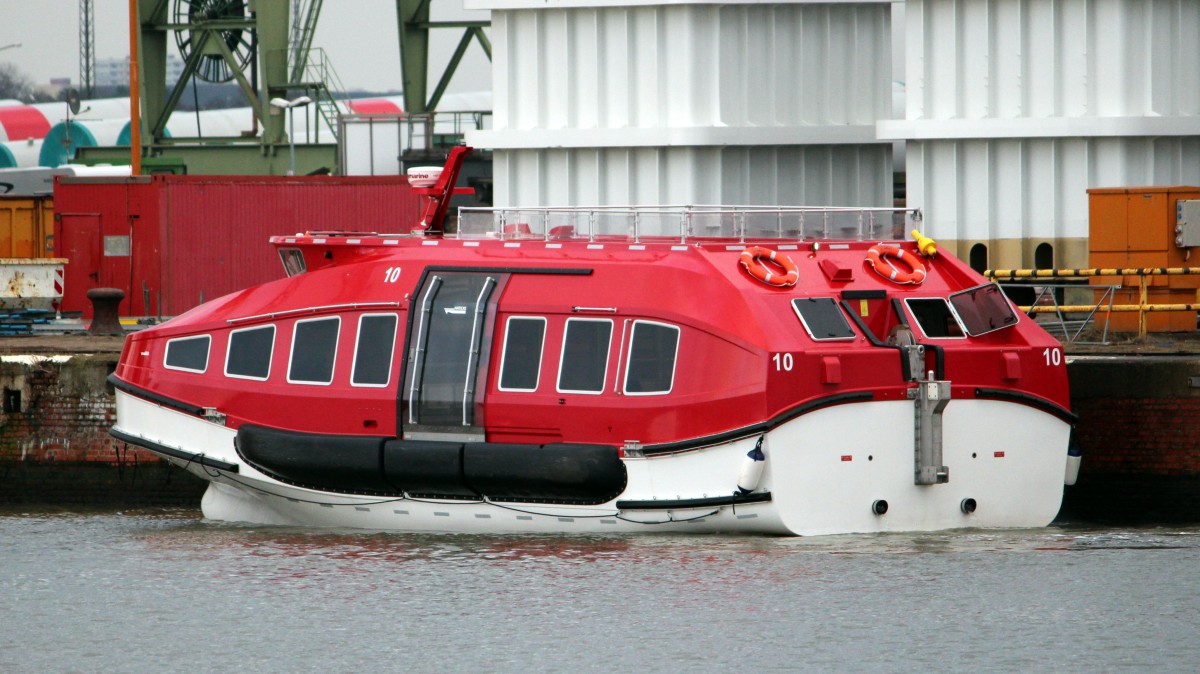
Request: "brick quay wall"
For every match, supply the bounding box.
[1060,353,1200,524]
[1,337,1198,521]
[0,340,204,506]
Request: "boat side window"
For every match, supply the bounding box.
[905,298,966,339]
[288,317,341,385]
[623,321,680,395]
[351,313,398,387]
[225,325,275,380]
[557,318,613,394]
[499,316,546,392]
[791,298,856,341]
[278,248,306,277]
[950,283,1020,336]
[164,335,211,373]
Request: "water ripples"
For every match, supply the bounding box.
[2,509,1198,673]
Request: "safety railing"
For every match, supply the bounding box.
[337,111,492,176]
[456,206,923,244]
[988,267,1200,339]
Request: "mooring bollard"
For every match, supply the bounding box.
[87,287,126,336]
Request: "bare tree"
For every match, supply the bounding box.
[0,63,56,103]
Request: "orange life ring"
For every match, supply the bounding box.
[739,246,799,287]
[866,244,927,285]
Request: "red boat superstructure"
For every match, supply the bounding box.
[110,149,1077,535]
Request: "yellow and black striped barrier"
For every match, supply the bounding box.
[986,267,1200,279]
[986,267,1200,338]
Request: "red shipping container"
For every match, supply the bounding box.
[53,175,421,317]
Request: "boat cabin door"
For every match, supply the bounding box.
[402,271,506,441]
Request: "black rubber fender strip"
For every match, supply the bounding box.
[108,374,205,417]
[109,428,239,473]
[640,391,874,456]
[237,424,395,495]
[973,387,1079,424]
[617,491,772,510]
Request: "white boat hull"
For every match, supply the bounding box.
[114,390,1071,536]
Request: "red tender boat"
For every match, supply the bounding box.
[110,147,1079,535]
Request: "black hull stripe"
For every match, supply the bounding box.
[110,375,1075,460]
[641,391,874,456]
[617,492,772,510]
[110,428,240,473]
[109,374,205,416]
[974,388,1079,424]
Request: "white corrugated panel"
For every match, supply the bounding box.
[880,0,1200,268]
[470,0,894,208]
[907,137,1200,265]
[902,0,1200,122]
[488,2,889,133]
[492,145,891,212]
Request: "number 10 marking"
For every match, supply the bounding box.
[773,353,794,371]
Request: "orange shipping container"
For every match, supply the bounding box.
[0,196,54,258]
[1088,186,1200,332]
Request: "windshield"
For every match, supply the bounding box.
[948,283,1019,336]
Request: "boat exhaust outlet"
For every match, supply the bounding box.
[871,499,889,516]
[960,498,977,514]
[909,370,951,485]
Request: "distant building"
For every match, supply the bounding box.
[95,55,185,86]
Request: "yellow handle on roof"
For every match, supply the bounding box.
[911,229,937,257]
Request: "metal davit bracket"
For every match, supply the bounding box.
[908,371,951,485]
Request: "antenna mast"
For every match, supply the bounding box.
[79,0,95,97]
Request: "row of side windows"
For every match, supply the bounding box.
[498,317,680,396]
[163,314,399,387]
[164,312,681,395]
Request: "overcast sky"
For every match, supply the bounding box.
[0,0,492,94]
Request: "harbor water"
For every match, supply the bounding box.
[2,508,1199,673]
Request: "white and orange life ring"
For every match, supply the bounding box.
[739,246,799,287]
[866,244,927,285]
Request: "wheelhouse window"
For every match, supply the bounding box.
[351,314,398,387]
[279,248,306,277]
[905,298,966,339]
[164,335,210,373]
[623,321,679,395]
[557,318,613,394]
[225,325,275,380]
[288,317,340,385]
[499,316,546,392]
[950,283,1020,336]
[791,298,855,341]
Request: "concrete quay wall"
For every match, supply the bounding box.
[1,341,1197,521]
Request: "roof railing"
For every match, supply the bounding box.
[456,206,922,244]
